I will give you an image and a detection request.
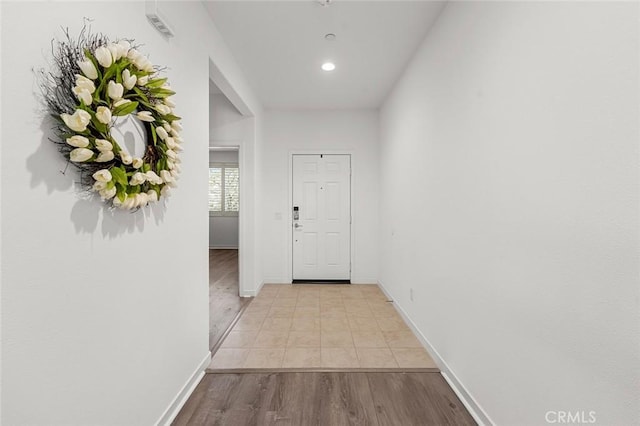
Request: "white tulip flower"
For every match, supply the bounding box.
[61,109,91,132]
[122,195,137,210]
[75,75,96,93]
[77,59,98,80]
[166,159,175,170]
[170,169,179,179]
[96,106,112,124]
[160,169,174,183]
[107,80,124,100]
[165,149,177,160]
[113,99,131,108]
[100,187,117,200]
[132,157,144,169]
[144,171,161,184]
[174,163,181,173]
[122,69,137,90]
[94,138,113,152]
[92,169,113,182]
[129,172,146,186]
[137,111,154,122]
[160,185,171,198]
[73,88,93,106]
[127,48,141,62]
[96,151,115,162]
[136,193,149,208]
[147,190,159,203]
[165,137,176,149]
[70,147,93,162]
[156,126,168,140]
[155,104,171,115]
[163,122,171,132]
[66,135,90,148]
[107,43,121,61]
[136,75,149,86]
[94,46,113,68]
[117,40,130,57]
[135,57,154,73]
[171,121,182,132]
[164,97,176,108]
[120,151,133,165]
[93,181,107,191]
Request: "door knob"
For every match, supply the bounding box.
[294,223,303,229]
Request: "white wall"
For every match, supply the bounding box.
[209,93,247,142]
[0,1,261,424]
[379,2,639,425]
[261,110,379,284]
[209,150,239,248]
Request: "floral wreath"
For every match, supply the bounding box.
[40,26,182,210]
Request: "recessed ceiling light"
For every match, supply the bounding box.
[321,62,336,71]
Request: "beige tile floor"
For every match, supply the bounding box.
[208,284,438,370]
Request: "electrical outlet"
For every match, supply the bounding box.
[410,288,414,301]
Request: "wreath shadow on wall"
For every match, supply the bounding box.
[33,23,182,236]
[27,116,166,237]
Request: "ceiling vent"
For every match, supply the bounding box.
[316,0,333,7]
[145,0,175,38]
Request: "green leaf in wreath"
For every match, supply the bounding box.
[115,62,123,84]
[92,119,107,135]
[148,87,176,98]
[110,167,128,187]
[133,86,149,103]
[164,113,182,122]
[113,101,139,117]
[116,184,127,203]
[150,124,158,146]
[145,77,168,89]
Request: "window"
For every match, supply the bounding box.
[209,163,239,216]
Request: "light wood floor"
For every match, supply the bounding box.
[209,249,250,351]
[173,372,476,425]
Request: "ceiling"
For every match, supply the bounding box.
[204,1,446,109]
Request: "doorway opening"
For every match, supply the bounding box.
[207,78,251,351]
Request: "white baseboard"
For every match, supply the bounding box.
[208,246,239,250]
[262,277,290,284]
[376,281,494,426]
[155,351,212,426]
[350,277,379,284]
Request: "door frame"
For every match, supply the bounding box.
[287,150,355,283]
[209,58,256,297]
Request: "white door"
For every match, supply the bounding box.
[292,154,351,281]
